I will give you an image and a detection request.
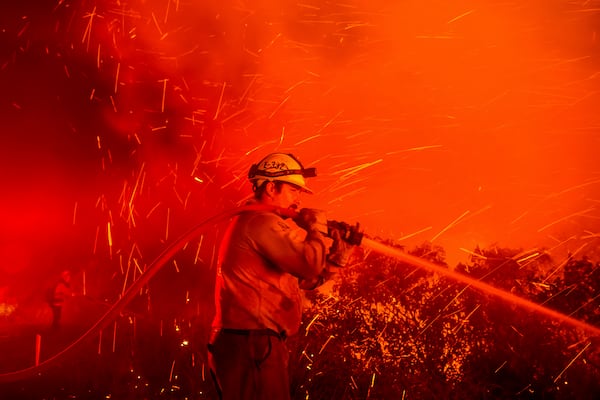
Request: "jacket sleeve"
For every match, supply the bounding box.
[248,212,328,280]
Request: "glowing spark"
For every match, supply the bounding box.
[294,134,321,146]
[221,107,246,124]
[453,305,480,334]
[549,179,600,197]
[397,226,433,241]
[515,252,540,265]
[568,293,600,318]
[327,186,367,204]
[417,314,441,336]
[114,63,120,93]
[343,23,373,30]
[301,350,313,363]
[543,242,588,283]
[494,361,507,373]
[146,202,161,219]
[107,221,113,247]
[93,225,100,254]
[169,360,175,382]
[447,10,475,24]
[72,202,78,225]
[547,235,577,253]
[297,3,320,10]
[553,342,591,383]
[316,110,344,133]
[161,79,168,112]
[430,210,470,242]
[326,176,369,194]
[112,322,117,353]
[82,6,99,51]
[285,79,308,93]
[415,35,455,39]
[109,95,117,112]
[165,208,170,241]
[268,95,290,119]
[459,247,488,259]
[385,144,443,155]
[305,314,320,336]
[152,12,164,36]
[164,0,171,23]
[35,335,40,366]
[332,159,383,180]
[194,236,203,264]
[134,258,143,275]
[537,207,596,232]
[96,45,101,69]
[511,211,529,224]
[214,82,226,119]
[238,75,257,104]
[581,230,600,239]
[318,335,335,354]
[52,0,66,12]
[442,287,470,312]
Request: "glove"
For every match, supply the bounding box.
[294,208,328,234]
[327,227,355,267]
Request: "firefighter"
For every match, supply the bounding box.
[208,152,354,400]
[47,270,72,331]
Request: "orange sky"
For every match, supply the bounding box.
[1,0,599,282]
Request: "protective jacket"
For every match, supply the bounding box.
[212,208,327,336]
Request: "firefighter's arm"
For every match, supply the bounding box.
[250,212,327,280]
[298,226,355,290]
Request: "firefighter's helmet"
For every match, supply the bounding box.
[248,153,316,193]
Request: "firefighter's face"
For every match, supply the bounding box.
[267,182,302,210]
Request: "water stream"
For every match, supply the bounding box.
[362,237,600,336]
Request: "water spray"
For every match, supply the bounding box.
[1,204,598,383]
[322,215,600,337]
[360,237,600,337]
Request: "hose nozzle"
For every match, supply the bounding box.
[278,206,364,246]
[327,220,364,246]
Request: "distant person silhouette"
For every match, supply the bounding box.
[47,270,72,330]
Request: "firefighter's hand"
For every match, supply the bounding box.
[294,208,327,233]
[327,227,355,267]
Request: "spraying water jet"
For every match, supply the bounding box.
[312,211,600,337]
[359,236,600,337]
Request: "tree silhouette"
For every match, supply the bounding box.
[293,243,600,399]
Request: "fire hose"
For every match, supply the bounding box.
[0,204,360,383]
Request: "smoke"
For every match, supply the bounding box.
[0,0,599,285]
